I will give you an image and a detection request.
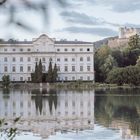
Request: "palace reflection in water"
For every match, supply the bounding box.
[0,89,94,139]
[0,88,140,140]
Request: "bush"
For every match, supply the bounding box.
[2,75,10,88]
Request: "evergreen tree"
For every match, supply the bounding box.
[34,62,38,82]
[31,61,43,83]
[38,59,43,82]
[53,63,58,82]
[47,61,53,83]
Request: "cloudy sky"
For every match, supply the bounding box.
[0,0,140,42]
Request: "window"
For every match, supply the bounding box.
[4,57,7,62]
[80,101,83,107]
[87,48,90,51]
[20,66,23,72]
[4,66,8,72]
[65,77,68,81]
[42,57,45,62]
[80,66,83,71]
[20,48,23,52]
[65,101,68,107]
[20,101,23,108]
[4,48,7,52]
[49,58,52,62]
[57,58,60,62]
[80,57,83,61]
[80,76,83,80]
[72,76,75,81]
[64,66,68,72]
[80,48,83,51]
[28,57,31,62]
[27,66,31,72]
[87,66,90,71]
[87,76,90,81]
[20,57,23,62]
[64,58,68,62]
[57,49,60,52]
[72,48,75,51]
[57,66,60,71]
[87,56,90,61]
[35,57,38,61]
[72,58,75,62]
[64,48,68,51]
[20,77,23,81]
[27,48,31,51]
[72,66,75,72]
[42,65,46,71]
[72,101,75,107]
[28,77,31,81]
[12,57,16,62]
[13,77,15,81]
[12,66,16,72]
[13,48,16,51]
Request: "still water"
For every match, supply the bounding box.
[0,88,140,140]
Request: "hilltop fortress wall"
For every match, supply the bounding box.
[108,27,140,48]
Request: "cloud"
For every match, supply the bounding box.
[60,11,103,25]
[60,26,117,37]
[60,11,140,29]
[73,0,140,13]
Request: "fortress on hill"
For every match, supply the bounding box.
[108,27,140,48]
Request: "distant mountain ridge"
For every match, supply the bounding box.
[94,36,118,48]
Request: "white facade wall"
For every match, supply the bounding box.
[0,34,94,82]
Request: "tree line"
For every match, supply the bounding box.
[95,34,140,86]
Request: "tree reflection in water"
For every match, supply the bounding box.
[95,88,140,137]
[31,89,58,115]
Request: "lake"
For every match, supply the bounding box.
[0,88,140,140]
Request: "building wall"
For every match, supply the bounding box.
[108,27,139,48]
[0,34,94,82]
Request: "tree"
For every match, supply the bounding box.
[100,55,118,81]
[47,61,53,83]
[2,75,10,88]
[95,45,111,82]
[31,60,43,83]
[52,63,58,82]
[136,56,140,67]
[128,34,140,49]
[38,59,43,83]
[111,49,124,67]
[107,66,140,86]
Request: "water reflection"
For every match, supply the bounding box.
[0,88,140,140]
[95,89,140,140]
[0,89,94,139]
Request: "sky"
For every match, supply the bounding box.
[1,0,140,42]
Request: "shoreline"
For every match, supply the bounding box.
[0,82,140,90]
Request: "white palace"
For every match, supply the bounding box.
[0,34,94,82]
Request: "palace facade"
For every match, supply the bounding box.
[0,34,94,82]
